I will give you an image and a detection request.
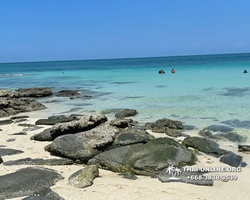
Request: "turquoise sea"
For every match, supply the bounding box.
[1,53,250,136]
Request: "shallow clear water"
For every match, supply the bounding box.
[1,53,250,134]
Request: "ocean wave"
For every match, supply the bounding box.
[0,73,37,78]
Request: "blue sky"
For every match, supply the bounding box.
[0,0,250,63]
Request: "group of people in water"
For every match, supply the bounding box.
[159,69,248,74]
[159,69,175,74]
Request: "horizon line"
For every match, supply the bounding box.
[1,51,250,65]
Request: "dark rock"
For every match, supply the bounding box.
[11,132,27,135]
[45,124,119,163]
[68,165,99,188]
[158,167,213,186]
[111,127,154,148]
[0,167,63,199]
[10,115,29,120]
[16,87,52,97]
[0,119,13,125]
[49,113,108,139]
[88,138,197,176]
[22,186,65,200]
[0,156,3,164]
[31,128,53,141]
[110,118,138,128]
[238,145,250,152]
[115,109,138,118]
[183,125,197,130]
[165,127,184,137]
[3,157,74,166]
[0,148,24,156]
[35,114,80,125]
[0,98,46,118]
[199,125,246,142]
[221,119,250,129]
[219,152,243,167]
[6,138,15,142]
[145,118,183,133]
[101,108,123,115]
[55,90,80,97]
[182,137,228,157]
[18,123,38,127]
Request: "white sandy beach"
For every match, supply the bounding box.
[1,112,250,200]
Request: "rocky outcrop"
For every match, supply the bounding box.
[0,97,46,118]
[16,87,52,97]
[32,113,108,141]
[55,90,80,97]
[68,165,99,188]
[145,118,183,133]
[0,90,19,98]
[45,124,119,163]
[110,118,138,128]
[111,127,154,148]
[49,113,108,138]
[88,137,197,176]
[115,109,138,118]
[199,125,246,142]
[31,128,53,141]
[0,155,3,164]
[219,152,244,167]
[35,114,81,125]
[3,157,74,166]
[0,167,63,199]
[22,186,65,200]
[182,137,228,157]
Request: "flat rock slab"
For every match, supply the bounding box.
[0,167,64,199]
[3,157,74,166]
[219,152,243,167]
[22,186,65,200]
[0,119,13,125]
[0,148,24,156]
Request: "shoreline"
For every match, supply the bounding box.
[0,88,250,199]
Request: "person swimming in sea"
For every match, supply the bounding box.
[243,69,248,73]
[171,69,175,73]
[159,69,165,74]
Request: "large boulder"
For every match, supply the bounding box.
[182,137,228,157]
[145,118,183,133]
[68,165,99,188]
[16,87,52,97]
[115,109,138,118]
[0,98,46,118]
[45,124,119,163]
[88,137,197,176]
[49,113,108,139]
[199,125,246,143]
[0,167,63,199]
[110,127,154,148]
